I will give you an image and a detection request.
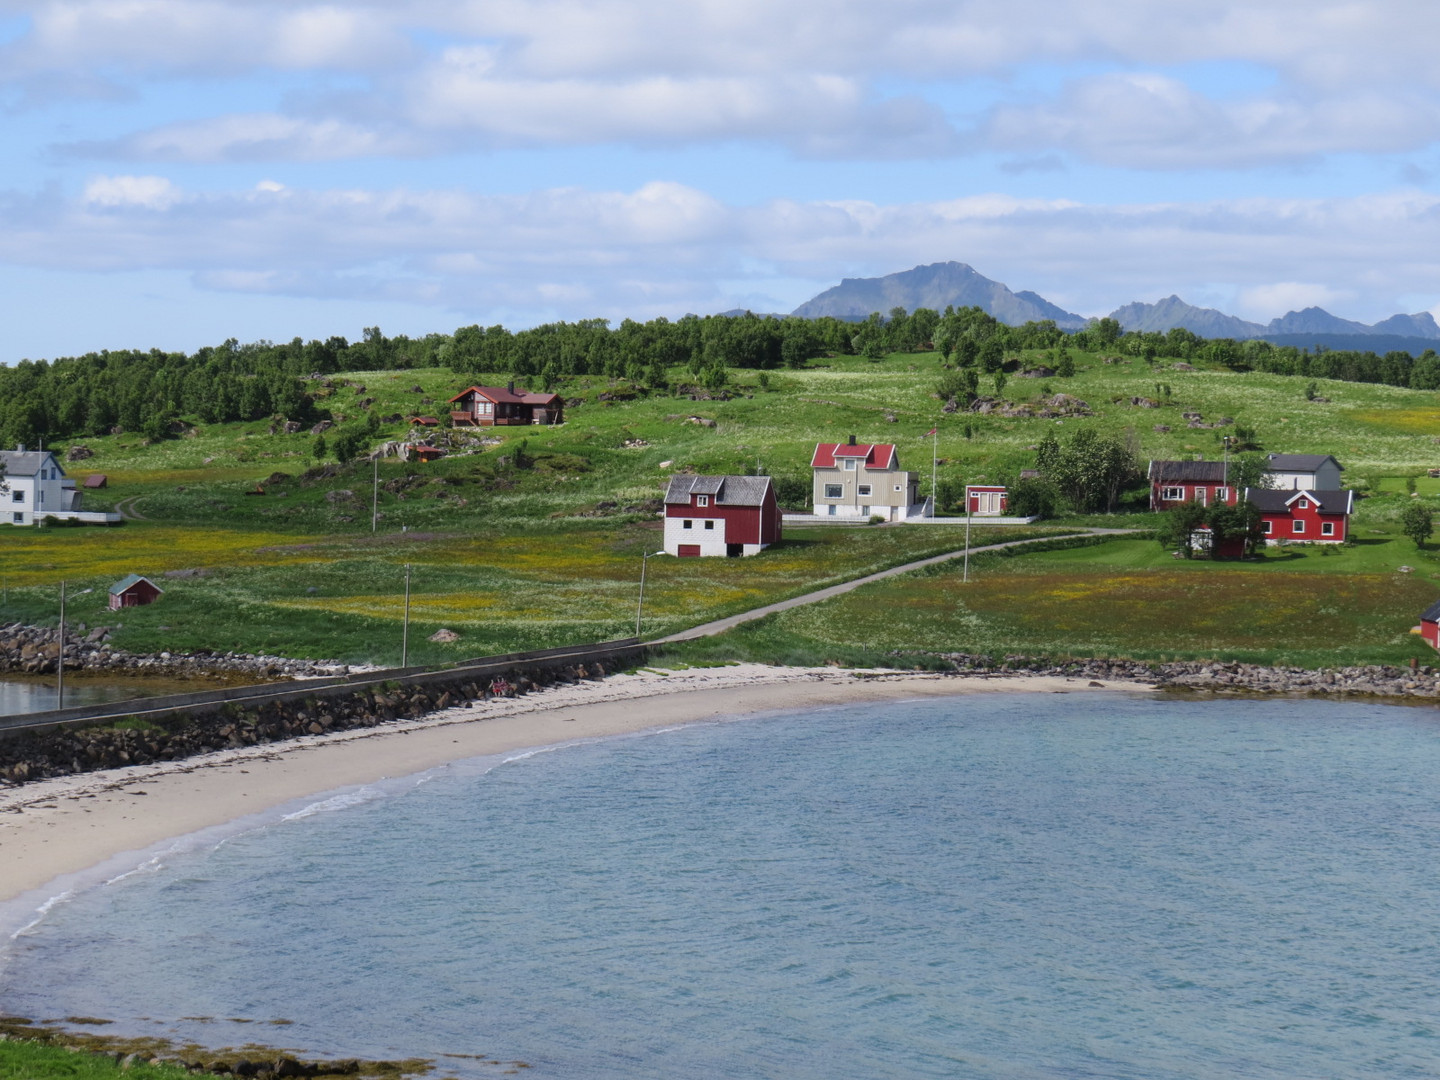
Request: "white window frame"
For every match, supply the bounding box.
[696,495,709,507]
[1321,521,1334,536]
[704,519,715,530]
[1262,520,1273,534]
[1162,486,1184,501]
[10,490,21,503]
[1295,497,1309,510]
[894,485,903,492]
[857,484,872,497]
[824,484,843,499]
[1215,487,1229,502]
[843,459,856,471]
[1293,519,1305,534]
[11,512,21,523]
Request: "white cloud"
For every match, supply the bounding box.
[7,178,1440,324]
[11,0,1440,166]
[81,173,181,208]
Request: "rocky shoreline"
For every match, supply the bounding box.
[933,651,1440,699]
[0,622,355,680]
[0,659,607,785]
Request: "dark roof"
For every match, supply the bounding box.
[1245,488,1353,514]
[0,449,60,478]
[109,573,163,597]
[449,385,561,406]
[1422,599,1440,623]
[664,474,773,507]
[1148,459,1227,483]
[1265,453,1343,473]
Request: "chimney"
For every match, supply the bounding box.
[507,381,515,394]
[848,434,857,446]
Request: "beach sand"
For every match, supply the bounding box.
[0,665,1155,909]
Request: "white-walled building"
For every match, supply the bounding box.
[1265,454,1344,491]
[1,446,82,526]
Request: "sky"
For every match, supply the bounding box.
[6,0,1440,361]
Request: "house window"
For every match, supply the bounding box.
[10,491,20,502]
[12,512,20,523]
[1216,487,1229,502]
[1295,498,1309,510]
[683,519,693,529]
[1321,521,1334,536]
[1293,519,1305,533]
[824,484,843,499]
[858,485,872,497]
[704,520,714,530]
[894,485,903,492]
[697,495,709,507]
[1162,486,1184,500]
[1262,521,1272,534]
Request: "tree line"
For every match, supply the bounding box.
[5,305,1440,448]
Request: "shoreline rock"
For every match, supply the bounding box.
[0,622,353,680]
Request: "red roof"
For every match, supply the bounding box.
[449,385,561,406]
[810,442,898,469]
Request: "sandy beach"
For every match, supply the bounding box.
[0,665,1154,912]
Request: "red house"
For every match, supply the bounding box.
[1419,600,1440,650]
[965,485,1008,516]
[1246,488,1352,543]
[108,573,163,610]
[449,384,564,427]
[663,475,781,557]
[1148,460,1240,510]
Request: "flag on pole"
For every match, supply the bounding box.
[924,427,938,437]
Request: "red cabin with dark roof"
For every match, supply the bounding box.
[449,384,564,427]
[1246,487,1352,543]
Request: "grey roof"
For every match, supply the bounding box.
[664,474,773,507]
[1265,453,1343,473]
[1244,488,1352,514]
[1422,599,1440,623]
[109,573,163,597]
[0,449,60,478]
[1148,459,1227,483]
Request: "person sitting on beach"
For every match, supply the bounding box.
[489,677,512,698]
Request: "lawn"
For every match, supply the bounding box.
[668,535,1440,670]
[9,348,1440,668]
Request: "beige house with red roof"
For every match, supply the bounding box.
[810,436,920,521]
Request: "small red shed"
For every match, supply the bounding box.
[83,474,108,489]
[1420,599,1440,650]
[407,443,446,463]
[108,574,163,610]
[965,485,1008,516]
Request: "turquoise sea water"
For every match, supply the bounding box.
[5,693,1440,1078]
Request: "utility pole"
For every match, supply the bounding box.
[636,550,665,638]
[57,579,66,710]
[963,495,972,583]
[372,456,379,533]
[401,563,412,667]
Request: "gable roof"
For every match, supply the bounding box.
[0,449,60,478]
[1148,459,1227,484]
[663,474,773,507]
[1265,453,1343,473]
[1422,599,1440,624]
[1245,488,1353,514]
[449,385,561,406]
[109,573,163,597]
[811,442,899,470]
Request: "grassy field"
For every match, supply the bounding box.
[666,534,1440,669]
[5,347,1440,668]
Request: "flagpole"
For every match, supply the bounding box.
[931,429,938,517]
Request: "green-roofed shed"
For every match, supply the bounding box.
[108,574,163,610]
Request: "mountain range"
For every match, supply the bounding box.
[787,262,1440,347]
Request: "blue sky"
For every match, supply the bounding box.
[5,0,1440,361]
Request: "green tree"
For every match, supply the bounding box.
[1009,476,1059,519]
[1159,499,1209,558]
[331,429,364,464]
[1206,500,1266,558]
[312,433,328,461]
[1402,501,1434,548]
[1036,429,1138,513]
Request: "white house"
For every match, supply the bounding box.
[1265,454,1344,491]
[1,446,82,526]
